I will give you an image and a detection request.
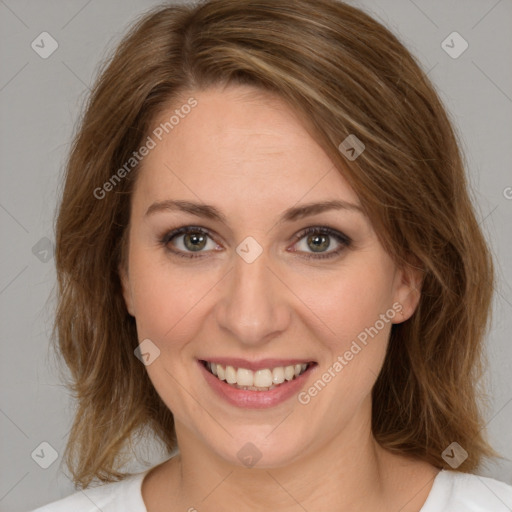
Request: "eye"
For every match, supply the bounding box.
[159,225,351,260]
[160,226,220,259]
[289,226,351,260]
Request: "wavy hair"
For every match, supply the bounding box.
[53,0,497,488]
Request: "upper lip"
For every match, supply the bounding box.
[199,358,316,372]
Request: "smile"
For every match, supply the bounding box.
[201,360,313,391]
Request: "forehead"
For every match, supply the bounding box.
[134,85,359,210]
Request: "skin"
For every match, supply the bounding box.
[120,84,440,512]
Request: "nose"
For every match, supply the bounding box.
[215,247,292,347]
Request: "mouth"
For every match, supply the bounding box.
[200,360,316,391]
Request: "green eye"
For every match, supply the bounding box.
[290,227,351,260]
[161,226,218,259]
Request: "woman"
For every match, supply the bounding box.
[31,0,512,510]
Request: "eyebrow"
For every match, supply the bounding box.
[144,199,364,224]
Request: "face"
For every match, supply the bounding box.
[120,84,420,468]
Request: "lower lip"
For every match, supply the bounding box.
[198,361,315,409]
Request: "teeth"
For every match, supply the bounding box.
[205,361,310,390]
[225,365,237,384]
[237,368,253,386]
[254,369,273,387]
[284,365,295,381]
[272,366,285,384]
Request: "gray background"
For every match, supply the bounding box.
[0,1,511,510]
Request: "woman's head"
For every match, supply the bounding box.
[54,0,495,487]
[118,82,422,473]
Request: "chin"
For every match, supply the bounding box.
[201,424,314,469]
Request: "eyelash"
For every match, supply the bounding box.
[159,225,352,261]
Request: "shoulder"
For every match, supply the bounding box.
[28,469,150,512]
[422,469,512,511]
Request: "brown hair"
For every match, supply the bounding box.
[53,0,497,488]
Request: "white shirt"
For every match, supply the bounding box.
[29,468,512,511]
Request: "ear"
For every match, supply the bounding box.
[391,263,423,324]
[119,262,135,317]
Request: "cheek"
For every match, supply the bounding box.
[301,256,397,407]
[304,260,396,347]
[296,266,396,426]
[127,252,213,417]
[128,250,205,347]
[127,250,239,370]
